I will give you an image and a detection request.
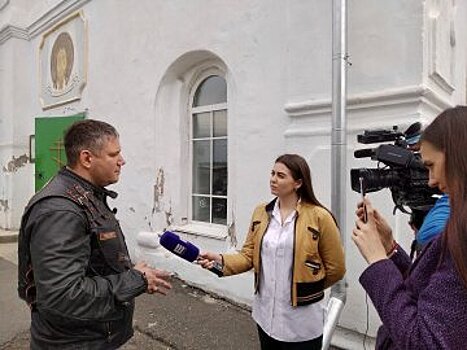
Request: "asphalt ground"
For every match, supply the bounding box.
[0,239,340,350]
[0,255,259,350]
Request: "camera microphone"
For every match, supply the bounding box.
[159,231,223,277]
[404,121,422,146]
[354,148,375,158]
[404,122,422,138]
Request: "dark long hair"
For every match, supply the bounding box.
[421,105,467,289]
[275,154,331,213]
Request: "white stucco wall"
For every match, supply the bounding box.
[1,0,466,347]
[0,32,35,228]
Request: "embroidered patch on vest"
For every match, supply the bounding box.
[99,231,117,241]
[118,252,130,262]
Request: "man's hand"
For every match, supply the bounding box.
[134,262,172,295]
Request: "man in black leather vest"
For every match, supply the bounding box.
[18,119,172,349]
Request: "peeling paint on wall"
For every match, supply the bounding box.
[2,154,29,172]
[153,168,165,214]
[0,199,9,212]
[228,210,237,247]
[164,202,173,228]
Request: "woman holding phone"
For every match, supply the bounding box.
[353,106,467,349]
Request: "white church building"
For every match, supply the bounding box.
[1,0,466,348]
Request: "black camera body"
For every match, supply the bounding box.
[351,124,440,213]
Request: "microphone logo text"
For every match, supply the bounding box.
[173,243,187,255]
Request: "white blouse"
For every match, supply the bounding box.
[251,200,325,342]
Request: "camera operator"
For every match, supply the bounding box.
[352,106,467,349]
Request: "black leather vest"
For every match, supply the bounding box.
[18,169,132,307]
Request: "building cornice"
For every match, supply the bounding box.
[285,85,452,117]
[0,0,90,45]
[283,85,454,137]
[0,24,29,44]
[28,0,91,38]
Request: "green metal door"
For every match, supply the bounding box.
[35,114,85,191]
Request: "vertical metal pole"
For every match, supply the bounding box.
[322,0,348,349]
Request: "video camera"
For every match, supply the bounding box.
[350,122,440,214]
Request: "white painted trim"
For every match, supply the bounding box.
[285,85,451,117]
[172,223,228,240]
[0,0,91,45]
[0,25,29,44]
[426,3,456,94]
[188,68,229,228]
[192,103,227,114]
[28,0,91,38]
[283,85,453,137]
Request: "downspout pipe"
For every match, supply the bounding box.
[322,0,348,349]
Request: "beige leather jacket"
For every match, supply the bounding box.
[222,198,346,306]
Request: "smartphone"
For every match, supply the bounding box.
[359,176,368,223]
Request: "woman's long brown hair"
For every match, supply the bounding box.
[275,154,337,223]
[421,106,467,289]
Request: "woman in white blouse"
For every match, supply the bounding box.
[199,154,345,350]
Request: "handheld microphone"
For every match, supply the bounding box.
[159,231,223,277]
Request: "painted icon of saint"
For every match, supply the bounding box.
[50,32,74,91]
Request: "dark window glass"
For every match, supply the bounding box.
[193,76,227,107]
[193,196,210,222]
[192,140,210,194]
[212,139,227,196]
[213,110,227,137]
[193,112,211,138]
[212,198,227,225]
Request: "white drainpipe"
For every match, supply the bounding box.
[322,0,348,349]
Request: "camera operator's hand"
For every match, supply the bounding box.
[353,199,390,264]
[356,198,394,253]
[134,262,172,295]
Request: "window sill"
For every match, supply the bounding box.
[172,222,228,241]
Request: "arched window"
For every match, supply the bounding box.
[191,75,227,225]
